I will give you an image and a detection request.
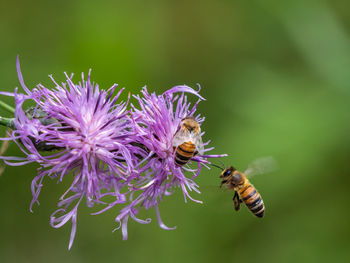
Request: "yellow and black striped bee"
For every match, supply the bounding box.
[219,157,277,218]
[172,116,204,166]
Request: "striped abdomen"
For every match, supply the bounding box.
[175,141,196,166]
[238,183,265,218]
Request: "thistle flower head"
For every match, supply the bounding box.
[113,86,226,239]
[0,58,141,249]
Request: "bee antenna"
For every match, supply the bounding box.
[209,163,225,171]
[218,160,226,170]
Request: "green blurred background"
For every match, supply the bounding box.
[1,0,350,262]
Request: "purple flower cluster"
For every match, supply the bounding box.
[0,58,225,249]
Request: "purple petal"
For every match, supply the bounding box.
[155,205,176,230]
[163,85,205,101]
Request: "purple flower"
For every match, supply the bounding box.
[0,58,142,249]
[112,86,226,240]
[0,58,227,248]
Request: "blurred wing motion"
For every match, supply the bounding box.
[244,156,278,177]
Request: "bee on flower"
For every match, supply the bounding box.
[111,86,226,240]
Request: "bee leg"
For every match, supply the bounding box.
[220,180,227,188]
[233,191,241,211]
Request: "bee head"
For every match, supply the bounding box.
[181,116,200,134]
[220,166,236,178]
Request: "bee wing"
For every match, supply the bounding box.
[172,129,189,147]
[193,135,205,155]
[173,129,205,155]
[244,156,278,177]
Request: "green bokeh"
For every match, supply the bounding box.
[1,1,350,262]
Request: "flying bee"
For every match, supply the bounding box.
[219,157,277,218]
[172,116,204,166]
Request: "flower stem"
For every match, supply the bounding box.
[0,100,15,114]
[0,116,15,129]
